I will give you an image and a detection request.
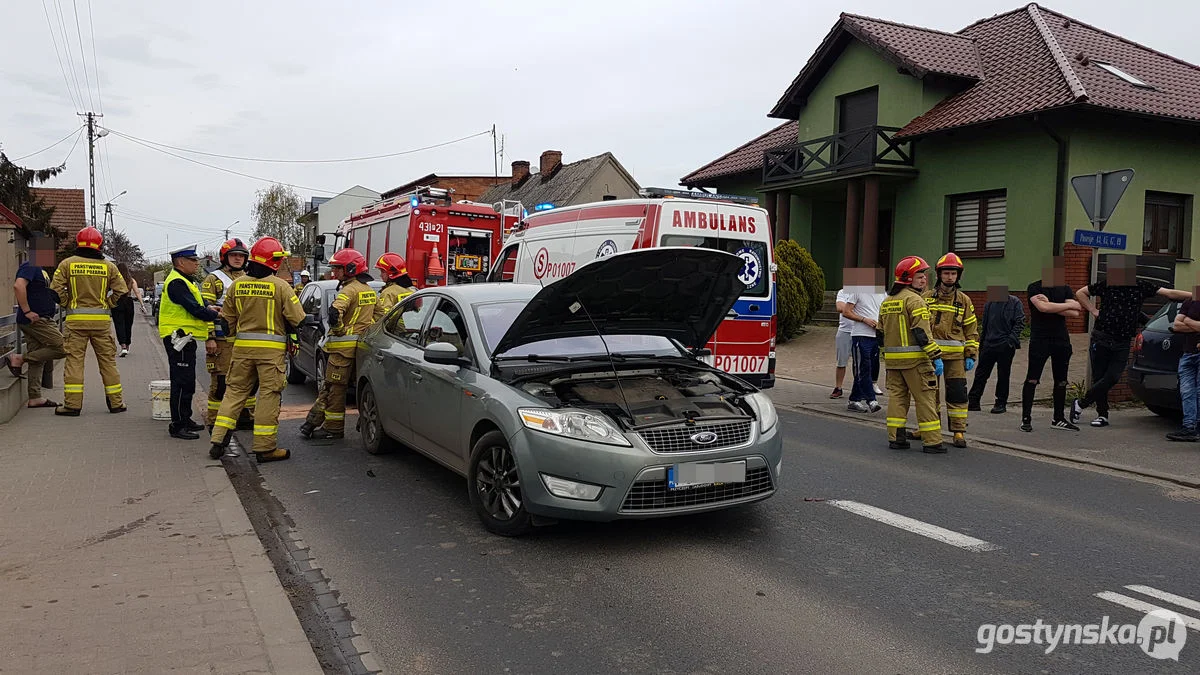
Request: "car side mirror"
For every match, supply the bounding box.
[424,341,467,366]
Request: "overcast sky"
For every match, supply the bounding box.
[2,0,1197,260]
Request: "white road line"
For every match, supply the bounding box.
[1124,585,1200,614]
[825,500,1000,552]
[1095,592,1200,632]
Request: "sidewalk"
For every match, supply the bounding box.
[767,359,1200,488]
[0,314,322,673]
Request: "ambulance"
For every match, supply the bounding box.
[486,188,777,388]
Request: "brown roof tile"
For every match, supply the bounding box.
[29,187,87,238]
[842,14,984,80]
[680,122,798,187]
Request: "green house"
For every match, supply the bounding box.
[681,4,1200,293]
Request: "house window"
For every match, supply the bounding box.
[1143,192,1191,258]
[949,190,1006,257]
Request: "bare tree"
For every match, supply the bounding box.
[105,229,147,266]
[251,184,306,255]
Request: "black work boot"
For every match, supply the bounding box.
[208,443,226,460]
[922,443,948,454]
[169,425,200,440]
[309,427,344,441]
[967,400,982,412]
[298,421,315,438]
[990,403,1007,414]
[889,438,911,450]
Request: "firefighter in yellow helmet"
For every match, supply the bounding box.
[50,226,129,416]
[923,252,980,448]
[208,237,306,463]
[880,256,946,453]
[374,252,417,320]
[299,248,378,441]
[201,238,254,430]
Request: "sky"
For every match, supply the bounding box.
[2,0,1197,261]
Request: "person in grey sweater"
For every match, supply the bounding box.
[968,283,1026,414]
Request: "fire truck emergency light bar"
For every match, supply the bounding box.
[639,187,760,205]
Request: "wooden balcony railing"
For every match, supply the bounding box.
[762,126,914,184]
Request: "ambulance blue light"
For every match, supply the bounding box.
[534,202,556,211]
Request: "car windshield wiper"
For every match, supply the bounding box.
[492,354,576,363]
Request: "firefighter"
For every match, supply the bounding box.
[923,252,980,448]
[294,269,310,294]
[880,256,946,453]
[50,226,129,416]
[299,248,377,441]
[374,252,417,320]
[201,238,254,430]
[208,237,306,462]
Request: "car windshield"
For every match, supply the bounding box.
[475,301,682,358]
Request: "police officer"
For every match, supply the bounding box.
[880,256,946,453]
[208,237,307,462]
[201,238,253,429]
[159,245,221,439]
[374,252,417,320]
[50,227,129,416]
[923,253,979,448]
[299,248,377,441]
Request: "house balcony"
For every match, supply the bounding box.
[762,126,915,186]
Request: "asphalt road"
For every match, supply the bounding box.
[237,381,1200,674]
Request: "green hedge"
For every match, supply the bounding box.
[775,239,826,341]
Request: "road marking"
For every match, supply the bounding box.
[1095,591,1200,632]
[826,500,1000,552]
[1125,585,1200,614]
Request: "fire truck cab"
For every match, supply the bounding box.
[487,188,777,388]
[338,187,517,288]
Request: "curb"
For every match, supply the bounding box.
[776,401,1200,490]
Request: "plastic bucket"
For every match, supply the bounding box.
[149,380,171,420]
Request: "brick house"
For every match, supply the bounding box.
[380,174,510,204]
[682,3,1200,330]
[479,150,641,210]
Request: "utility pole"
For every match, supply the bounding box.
[492,124,498,178]
[86,112,97,228]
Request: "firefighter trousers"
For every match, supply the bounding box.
[936,358,969,433]
[306,352,353,434]
[62,323,124,410]
[206,340,255,426]
[886,363,942,447]
[211,353,285,454]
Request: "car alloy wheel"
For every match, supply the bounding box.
[467,430,532,536]
[357,382,396,455]
[315,353,326,391]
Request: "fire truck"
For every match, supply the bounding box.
[337,187,520,288]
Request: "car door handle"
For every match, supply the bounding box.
[410,370,423,382]
[749,304,760,312]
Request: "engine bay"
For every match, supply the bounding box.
[520,367,754,428]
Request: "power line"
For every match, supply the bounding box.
[53,0,85,109]
[87,0,102,115]
[41,0,81,110]
[112,207,227,234]
[112,205,226,231]
[71,0,97,113]
[104,126,493,164]
[9,125,84,161]
[60,127,86,165]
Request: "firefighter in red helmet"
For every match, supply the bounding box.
[879,256,945,452]
[374,252,417,320]
[300,247,378,441]
[200,238,254,430]
[50,227,129,416]
[208,237,306,463]
[923,252,979,448]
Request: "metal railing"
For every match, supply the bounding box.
[762,125,914,184]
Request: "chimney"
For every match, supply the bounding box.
[511,160,530,185]
[540,150,563,176]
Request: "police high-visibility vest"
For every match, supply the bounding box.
[158,269,211,338]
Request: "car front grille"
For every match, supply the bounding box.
[637,420,752,454]
[619,466,774,512]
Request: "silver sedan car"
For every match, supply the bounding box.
[354,247,782,536]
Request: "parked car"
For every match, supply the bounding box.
[355,247,782,536]
[287,279,384,391]
[1129,300,1184,419]
[150,282,165,324]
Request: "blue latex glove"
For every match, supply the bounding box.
[965,357,976,372]
[933,358,945,377]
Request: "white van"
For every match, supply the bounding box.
[487,188,777,388]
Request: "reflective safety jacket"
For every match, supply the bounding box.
[221,274,306,357]
[922,285,980,360]
[879,287,942,369]
[325,279,378,357]
[51,255,128,326]
[201,266,245,341]
[374,282,416,321]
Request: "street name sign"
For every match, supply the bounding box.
[1072,229,1128,250]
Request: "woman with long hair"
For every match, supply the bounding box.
[112,262,144,356]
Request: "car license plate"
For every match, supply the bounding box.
[668,460,747,490]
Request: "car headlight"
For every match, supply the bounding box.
[518,408,632,447]
[745,393,778,433]
[540,474,604,501]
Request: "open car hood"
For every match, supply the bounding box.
[491,247,746,357]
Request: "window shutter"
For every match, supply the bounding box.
[953,198,980,251]
[984,196,1006,251]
